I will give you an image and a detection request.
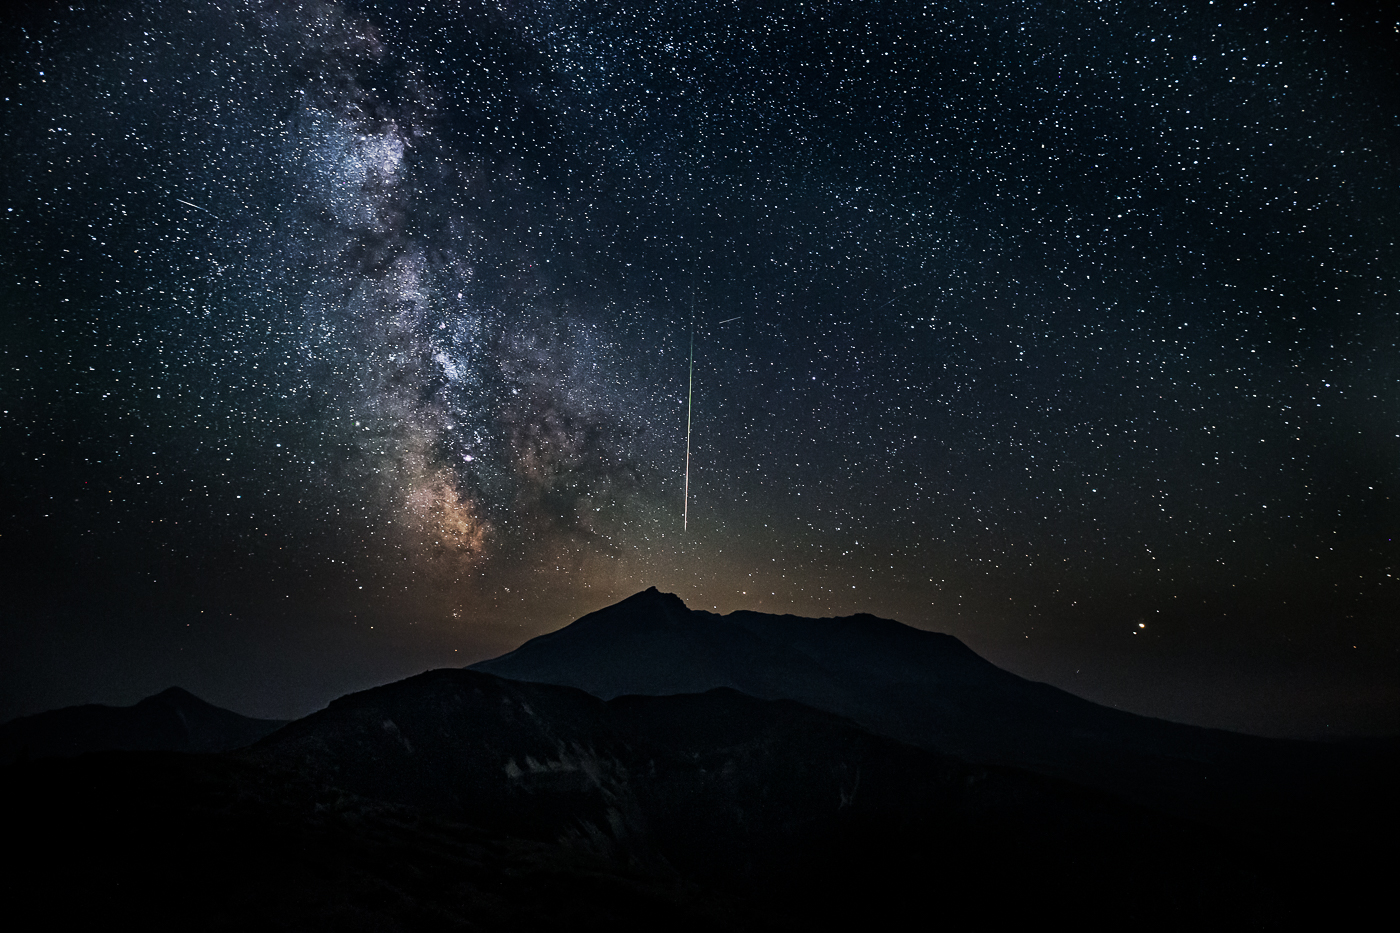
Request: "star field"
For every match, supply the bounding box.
[1,0,1395,735]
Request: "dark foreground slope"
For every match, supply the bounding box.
[474,588,1395,816]
[6,667,1386,930]
[0,686,286,765]
[243,667,1229,908]
[2,750,732,932]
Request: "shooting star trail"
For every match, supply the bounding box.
[176,198,220,219]
[684,325,694,532]
[682,312,739,530]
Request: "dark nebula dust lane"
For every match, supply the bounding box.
[1,0,1395,735]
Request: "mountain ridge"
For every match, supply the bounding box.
[6,666,1301,931]
[3,604,1391,929]
[235,664,1279,928]
[0,686,287,765]
[473,587,1390,813]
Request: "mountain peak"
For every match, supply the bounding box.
[614,586,690,620]
[626,585,682,605]
[141,686,206,706]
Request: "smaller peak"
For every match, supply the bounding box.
[150,686,198,701]
[139,686,209,708]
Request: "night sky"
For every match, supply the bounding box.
[2,0,1395,737]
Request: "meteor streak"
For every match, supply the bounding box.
[684,325,693,531]
[682,312,739,530]
[176,198,220,219]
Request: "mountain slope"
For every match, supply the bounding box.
[240,666,1269,929]
[244,666,983,860]
[473,588,1390,813]
[0,687,287,765]
[2,749,737,933]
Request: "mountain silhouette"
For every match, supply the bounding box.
[473,587,1390,813]
[239,666,1266,928]
[0,687,286,765]
[3,661,1389,928]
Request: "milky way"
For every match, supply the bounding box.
[2,0,1395,735]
